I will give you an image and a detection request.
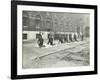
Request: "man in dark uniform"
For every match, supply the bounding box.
[47,33,54,45]
[69,33,73,42]
[74,33,77,41]
[58,34,64,43]
[64,34,68,42]
[37,33,44,48]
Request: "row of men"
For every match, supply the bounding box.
[37,33,84,48]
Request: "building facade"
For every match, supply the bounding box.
[22,11,90,41]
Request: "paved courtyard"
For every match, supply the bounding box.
[22,38,90,68]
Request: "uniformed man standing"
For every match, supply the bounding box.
[37,33,44,48]
[47,33,54,45]
[69,33,73,42]
[58,34,64,43]
[64,34,68,42]
[74,33,77,41]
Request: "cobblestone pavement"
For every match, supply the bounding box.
[22,38,90,68]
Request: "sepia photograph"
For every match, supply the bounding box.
[22,11,90,69]
[11,1,97,79]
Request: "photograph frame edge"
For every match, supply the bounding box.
[11,0,98,79]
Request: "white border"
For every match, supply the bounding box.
[17,5,94,75]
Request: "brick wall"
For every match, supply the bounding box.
[22,11,90,33]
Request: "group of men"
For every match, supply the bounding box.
[37,32,54,48]
[37,32,84,48]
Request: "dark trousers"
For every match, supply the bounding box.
[38,39,43,47]
[59,38,63,43]
[74,35,77,41]
[48,38,53,45]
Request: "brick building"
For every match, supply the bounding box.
[22,11,89,40]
